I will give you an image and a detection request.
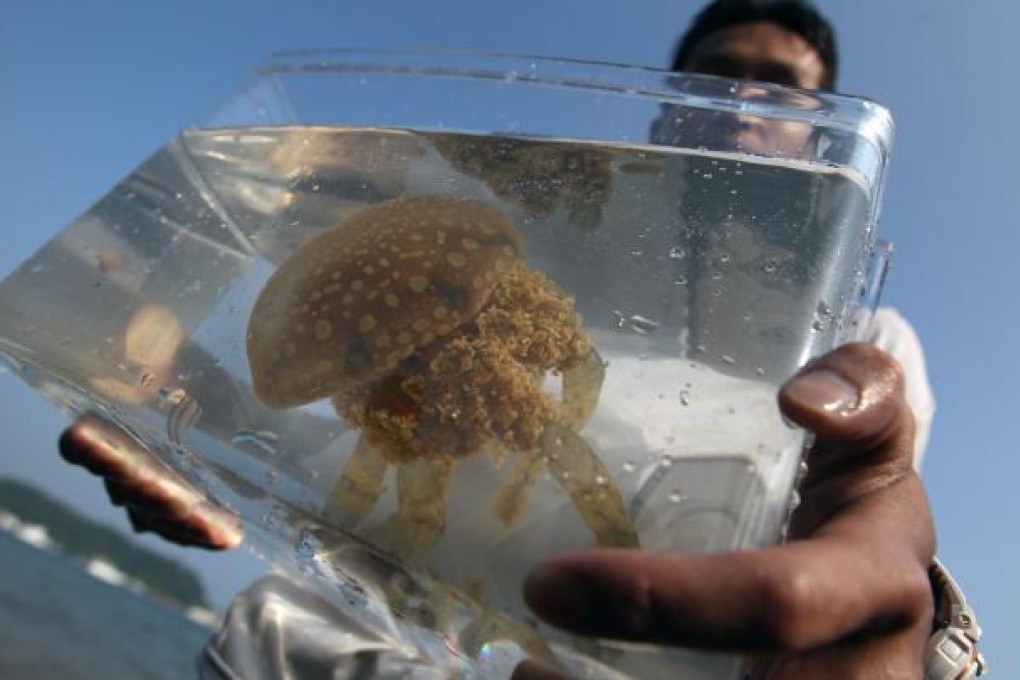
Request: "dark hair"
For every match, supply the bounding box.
[671,0,839,90]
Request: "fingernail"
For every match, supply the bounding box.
[786,368,859,414]
[212,519,244,549]
[195,502,244,549]
[525,564,590,630]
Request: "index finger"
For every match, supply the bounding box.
[523,479,931,652]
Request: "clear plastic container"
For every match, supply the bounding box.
[0,50,894,677]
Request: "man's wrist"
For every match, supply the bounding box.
[924,558,986,679]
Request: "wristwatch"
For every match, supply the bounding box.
[925,558,986,679]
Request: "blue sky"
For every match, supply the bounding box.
[2,0,1018,673]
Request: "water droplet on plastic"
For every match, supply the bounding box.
[755,367,766,377]
[296,529,323,558]
[139,372,157,389]
[595,475,608,486]
[812,301,834,332]
[611,310,626,330]
[674,276,688,286]
[679,390,691,406]
[659,457,674,469]
[622,461,636,474]
[264,469,278,485]
[721,355,736,365]
[668,490,687,503]
[668,247,686,260]
[629,247,643,257]
[158,386,186,406]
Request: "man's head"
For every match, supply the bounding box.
[671,0,838,92]
[652,0,839,156]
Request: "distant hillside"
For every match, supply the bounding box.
[0,478,208,610]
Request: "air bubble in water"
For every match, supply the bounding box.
[232,429,282,457]
[628,315,660,335]
[163,388,201,444]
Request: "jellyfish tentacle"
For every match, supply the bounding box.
[371,456,455,560]
[326,434,389,523]
[491,349,606,528]
[492,452,544,527]
[540,421,639,548]
[560,347,606,431]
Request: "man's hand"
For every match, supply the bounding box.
[517,343,935,678]
[59,416,242,550]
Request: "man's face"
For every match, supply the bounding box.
[683,20,826,90]
[655,21,826,157]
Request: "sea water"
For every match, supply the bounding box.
[0,529,211,679]
[0,126,873,677]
